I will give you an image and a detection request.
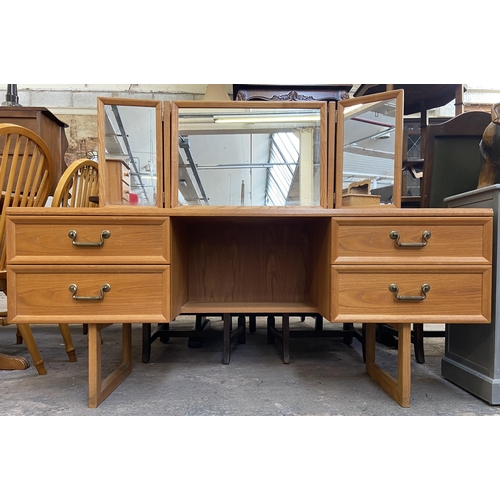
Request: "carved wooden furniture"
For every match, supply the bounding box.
[0,107,69,195]
[5,92,494,409]
[233,84,352,102]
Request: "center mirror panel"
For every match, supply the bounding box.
[97,97,163,207]
[335,90,404,208]
[171,101,328,208]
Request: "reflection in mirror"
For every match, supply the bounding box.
[175,106,323,207]
[340,95,401,207]
[101,102,159,206]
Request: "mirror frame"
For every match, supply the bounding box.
[334,89,404,209]
[170,100,329,208]
[97,97,164,208]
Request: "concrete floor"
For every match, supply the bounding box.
[1,314,500,416]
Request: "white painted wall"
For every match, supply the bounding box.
[0,84,233,115]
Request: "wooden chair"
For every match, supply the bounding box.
[50,158,100,347]
[0,123,54,374]
[51,158,99,208]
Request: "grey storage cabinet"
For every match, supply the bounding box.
[443,185,500,404]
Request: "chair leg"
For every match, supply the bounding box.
[282,314,290,364]
[413,324,425,364]
[58,324,77,362]
[0,352,30,370]
[142,323,152,363]
[17,324,47,375]
[16,328,23,345]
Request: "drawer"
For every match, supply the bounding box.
[7,265,171,323]
[330,265,491,323]
[6,215,170,265]
[332,217,492,265]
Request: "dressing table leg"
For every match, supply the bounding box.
[88,323,132,408]
[365,323,411,408]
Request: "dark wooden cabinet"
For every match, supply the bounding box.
[233,84,352,102]
[0,107,69,194]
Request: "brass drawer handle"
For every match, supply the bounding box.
[68,229,110,247]
[389,283,430,301]
[390,230,431,247]
[69,284,111,301]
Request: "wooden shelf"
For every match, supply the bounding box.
[180,301,319,314]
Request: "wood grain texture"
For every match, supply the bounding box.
[186,220,314,304]
[366,323,411,408]
[7,215,170,265]
[8,265,170,323]
[331,265,491,323]
[332,216,493,265]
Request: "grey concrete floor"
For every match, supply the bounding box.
[2,314,500,416]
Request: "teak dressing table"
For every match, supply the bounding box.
[6,91,493,408]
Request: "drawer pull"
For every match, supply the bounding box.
[390,230,431,247]
[68,229,110,247]
[69,284,111,301]
[389,283,430,301]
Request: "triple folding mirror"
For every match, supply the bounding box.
[97,90,403,209]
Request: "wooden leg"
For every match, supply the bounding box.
[282,313,290,364]
[17,323,46,375]
[0,352,30,370]
[413,323,425,364]
[88,323,132,408]
[237,315,246,344]
[223,313,231,365]
[249,315,256,333]
[365,323,411,408]
[267,316,275,344]
[142,323,152,363]
[58,324,77,362]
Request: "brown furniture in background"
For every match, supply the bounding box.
[233,84,352,102]
[420,111,492,208]
[0,106,69,194]
[354,84,464,117]
[0,124,53,374]
[52,158,99,209]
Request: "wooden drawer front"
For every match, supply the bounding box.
[6,216,170,265]
[7,265,170,323]
[331,265,491,323]
[332,218,492,265]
